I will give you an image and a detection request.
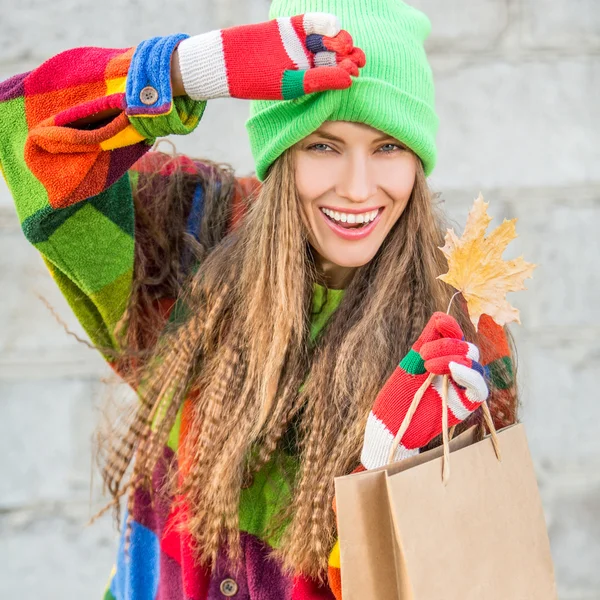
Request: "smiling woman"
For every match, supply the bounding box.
[0,0,518,598]
[294,121,418,286]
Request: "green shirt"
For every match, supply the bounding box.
[239,283,345,546]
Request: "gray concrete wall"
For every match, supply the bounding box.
[0,0,598,598]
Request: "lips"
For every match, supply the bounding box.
[320,207,383,241]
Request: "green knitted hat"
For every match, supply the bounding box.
[246,0,438,181]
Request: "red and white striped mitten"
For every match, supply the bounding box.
[360,312,489,470]
[176,13,366,101]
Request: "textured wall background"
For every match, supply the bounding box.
[0,0,598,598]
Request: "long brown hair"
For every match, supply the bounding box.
[100,146,517,582]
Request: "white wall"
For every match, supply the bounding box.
[1,0,599,597]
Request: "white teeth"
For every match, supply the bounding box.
[320,208,380,224]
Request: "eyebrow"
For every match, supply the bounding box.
[311,129,405,146]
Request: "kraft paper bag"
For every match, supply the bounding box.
[334,426,478,600]
[335,423,558,599]
[385,423,557,599]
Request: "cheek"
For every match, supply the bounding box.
[295,155,336,202]
[295,155,337,233]
[380,160,417,222]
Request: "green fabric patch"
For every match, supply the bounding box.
[238,451,298,549]
[0,95,51,223]
[167,404,184,453]
[22,202,84,244]
[91,178,135,237]
[281,70,306,101]
[43,257,118,353]
[310,283,345,342]
[102,582,116,600]
[44,203,134,295]
[487,356,514,390]
[399,348,426,375]
[89,268,134,335]
[129,96,206,139]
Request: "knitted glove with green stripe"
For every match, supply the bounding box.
[176,13,366,101]
[360,313,489,470]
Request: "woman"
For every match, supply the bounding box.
[0,0,516,598]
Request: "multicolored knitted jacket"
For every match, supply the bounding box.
[0,34,516,600]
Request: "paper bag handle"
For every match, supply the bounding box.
[387,373,502,483]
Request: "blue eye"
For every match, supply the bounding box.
[379,144,402,153]
[308,143,332,152]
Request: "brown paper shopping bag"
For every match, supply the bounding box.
[335,375,557,599]
[385,423,557,599]
[334,427,478,600]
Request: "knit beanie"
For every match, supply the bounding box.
[246,0,438,181]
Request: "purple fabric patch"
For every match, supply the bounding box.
[206,533,293,600]
[157,552,186,600]
[306,34,327,54]
[106,142,150,188]
[132,445,176,534]
[128,102,173,116]
[0,71,28,102]
[244,534,294,600]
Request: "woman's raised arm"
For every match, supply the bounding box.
[0,15,364,366]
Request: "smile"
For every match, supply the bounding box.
[319,207,384,240]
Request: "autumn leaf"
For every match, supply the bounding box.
[438,194,536,331]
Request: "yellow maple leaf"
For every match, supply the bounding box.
[438,194,536,331]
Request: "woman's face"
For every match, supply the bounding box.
[293,121,417,285]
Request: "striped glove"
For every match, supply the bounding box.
[360,312,489,470]
[176,13,366,101]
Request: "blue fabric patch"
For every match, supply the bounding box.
[126,34,189,116]
[110,515,160,600]
[483,364,491,380]
[472,361,485,377]
[186,182,205,239]
[306,33,326,54]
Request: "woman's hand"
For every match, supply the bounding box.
[360,312,489,470]
[174,13,366,101]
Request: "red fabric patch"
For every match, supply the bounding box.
[222,21,290,99]
[53,93,125,126]
[161,499,211,600]
[322,30,353,55]
[303,67,351,95]
[230,177,260,230]
[290,15,313,66]
[292,574,336,600]
[290,15,307,39]
[23,47,125,96]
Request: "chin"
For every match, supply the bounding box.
[324,248,379,268]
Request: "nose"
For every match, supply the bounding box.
[335,154,377,204]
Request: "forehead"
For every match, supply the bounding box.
[308,120,397,141]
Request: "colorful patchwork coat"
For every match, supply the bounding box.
[0,34,516,600]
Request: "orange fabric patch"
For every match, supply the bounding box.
[478,314,510,365]
[105,47,135,80]
[57,151,111,209]
[328,565,342,600]
[25,81,107,128]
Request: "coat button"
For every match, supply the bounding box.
[139,86,159,105]
[220,578,239,596]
